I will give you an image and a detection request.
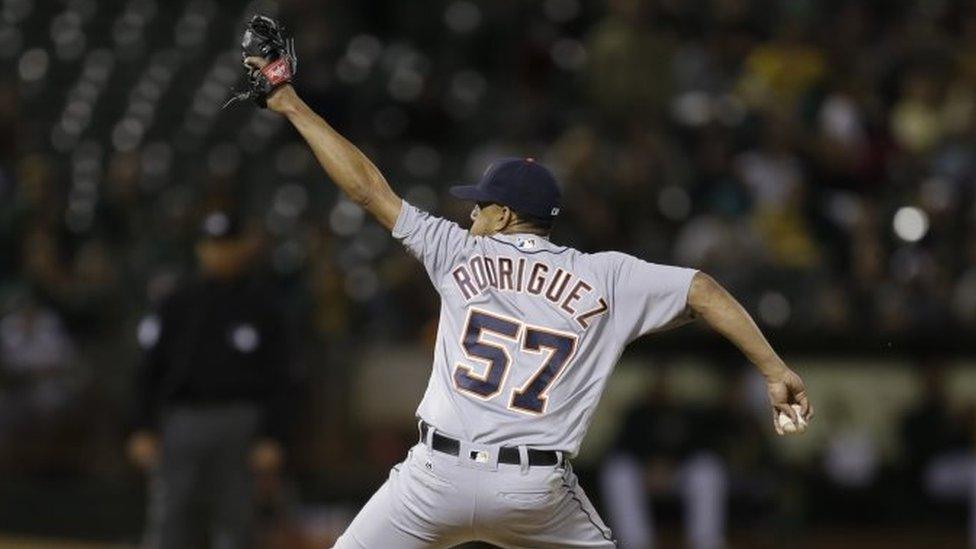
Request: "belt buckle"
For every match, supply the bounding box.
[458,441,498,471]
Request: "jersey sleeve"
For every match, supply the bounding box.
[393,201,470,282]
[608,252,698,343]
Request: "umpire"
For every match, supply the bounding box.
[127,209,295,549]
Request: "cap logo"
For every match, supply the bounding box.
[550,207,560,216]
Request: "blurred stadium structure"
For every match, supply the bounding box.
[2,0,976,547]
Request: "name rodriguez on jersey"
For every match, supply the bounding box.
[449,253,609,329]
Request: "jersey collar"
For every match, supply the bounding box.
[489,233,565,254]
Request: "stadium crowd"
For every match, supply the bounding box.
[0,0,975,545]
[4,0,976,346]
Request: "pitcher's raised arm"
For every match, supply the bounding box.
[264,83,402,230]
[227,16,402,230]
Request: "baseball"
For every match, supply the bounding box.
[777,404,808,434]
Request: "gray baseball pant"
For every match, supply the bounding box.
[333,430,616,548]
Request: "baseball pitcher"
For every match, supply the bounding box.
[231,16,813,548]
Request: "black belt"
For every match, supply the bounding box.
[419,421,560,466]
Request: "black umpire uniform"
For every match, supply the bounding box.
[131,210,294,549]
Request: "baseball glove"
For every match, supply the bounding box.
[223,14,297,108]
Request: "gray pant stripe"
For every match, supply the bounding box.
[561,468,617,545]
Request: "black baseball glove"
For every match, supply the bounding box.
[223,14,297,108]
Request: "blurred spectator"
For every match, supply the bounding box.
[600,366,730,549]
[585,0,674,123]
[890,69,948,155]
[600,365,777,549]
[822,399,880,491]
[5,0,976,355]
[900,357,976,545]
[811,397,883,526]
[126,210,298,549]
[0,292,81,471]
[735,115,820,270]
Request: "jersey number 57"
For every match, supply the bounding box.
[453,308,577,415]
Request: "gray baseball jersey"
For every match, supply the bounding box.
[394,201,697,457]
[333,202,698,547]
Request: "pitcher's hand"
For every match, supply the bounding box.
[224,14,296,108]
[765,367,814,435]
[243,56,297,113]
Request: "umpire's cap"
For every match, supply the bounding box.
[450,158,561,221]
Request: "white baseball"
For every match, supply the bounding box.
[777,404,808,434]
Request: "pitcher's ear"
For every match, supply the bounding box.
[501,206,515,228]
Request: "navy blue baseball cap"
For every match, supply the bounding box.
[450,158,561,220]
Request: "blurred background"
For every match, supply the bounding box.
[2,0,976,547]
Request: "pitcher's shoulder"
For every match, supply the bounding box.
[585,250,632,261]
[575,249,634,270]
